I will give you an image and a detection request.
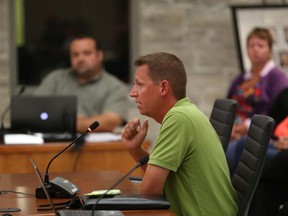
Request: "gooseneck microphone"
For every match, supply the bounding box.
[0,85,25,130]
[36,121,100,199]
[44,121,100,184]
[90,156,149,215]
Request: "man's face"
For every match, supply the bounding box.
[247,36,272,67]
[130,65,161,118]
[70,38,103,78]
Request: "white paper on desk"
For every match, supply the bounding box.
[85,132,121,142]
[4,134,44,144]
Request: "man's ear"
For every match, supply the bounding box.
[97,50,104,62]
[160,80,169,95]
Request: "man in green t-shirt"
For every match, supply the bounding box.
[121,52,238,215]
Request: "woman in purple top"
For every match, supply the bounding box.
[228,64,288,127]
[226,27,288,174]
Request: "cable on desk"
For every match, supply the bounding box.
[0,190,34,196]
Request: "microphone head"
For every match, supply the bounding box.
[139,156,149,166]
[88,121,100,132]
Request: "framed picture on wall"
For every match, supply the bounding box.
[231,4,288,74]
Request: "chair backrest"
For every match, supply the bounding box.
[209,98,237,152]
[232,114,275,216]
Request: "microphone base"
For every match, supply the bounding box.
[36,176,79,199]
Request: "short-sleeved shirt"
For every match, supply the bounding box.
[34,68,128,121]
[149,97,238,216]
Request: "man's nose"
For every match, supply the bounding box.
[129,86,137,97]
[76,54,85,61]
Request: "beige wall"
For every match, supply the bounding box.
[0,0,13,119]
[0,0,284,143]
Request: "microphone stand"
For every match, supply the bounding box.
[36,121,100,199]
[90,156,149,216]
[44,129,93,184]
[0,105,10,141]
[0,85,25,140]
[0,106,10,130]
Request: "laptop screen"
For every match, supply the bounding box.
[11,95,77,134]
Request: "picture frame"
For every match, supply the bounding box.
[231,4,288,74]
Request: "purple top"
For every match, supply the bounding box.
[227,63,288,124]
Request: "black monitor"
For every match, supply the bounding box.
[11,95,77,134]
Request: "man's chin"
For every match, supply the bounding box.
[139,110,149,117]
[138,108,145,115]
[74,69,88,75]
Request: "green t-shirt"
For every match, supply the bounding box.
[149,97,238,216]
[34,68,128,121]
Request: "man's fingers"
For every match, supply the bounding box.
[122,118,141,139]
[141,119,149,134]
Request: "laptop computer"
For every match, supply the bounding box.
[11,96,77,141]
[29,157,124,216]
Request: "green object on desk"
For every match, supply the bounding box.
[84,189,121,197]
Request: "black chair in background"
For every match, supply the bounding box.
[268,87,288,127]
[232,114,275,216]
[209,98,237,152]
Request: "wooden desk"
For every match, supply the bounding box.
[0,141,151,176]
[0,171,175,215]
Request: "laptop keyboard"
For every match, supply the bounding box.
[41,133,76,142]
[57,210,124,216]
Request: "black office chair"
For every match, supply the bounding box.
[209,98,237,152]
[232,114,275,216]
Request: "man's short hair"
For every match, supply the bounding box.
[134,52,187,100]
[66,34,102,52]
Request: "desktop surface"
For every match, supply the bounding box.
[0,172,175,216]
